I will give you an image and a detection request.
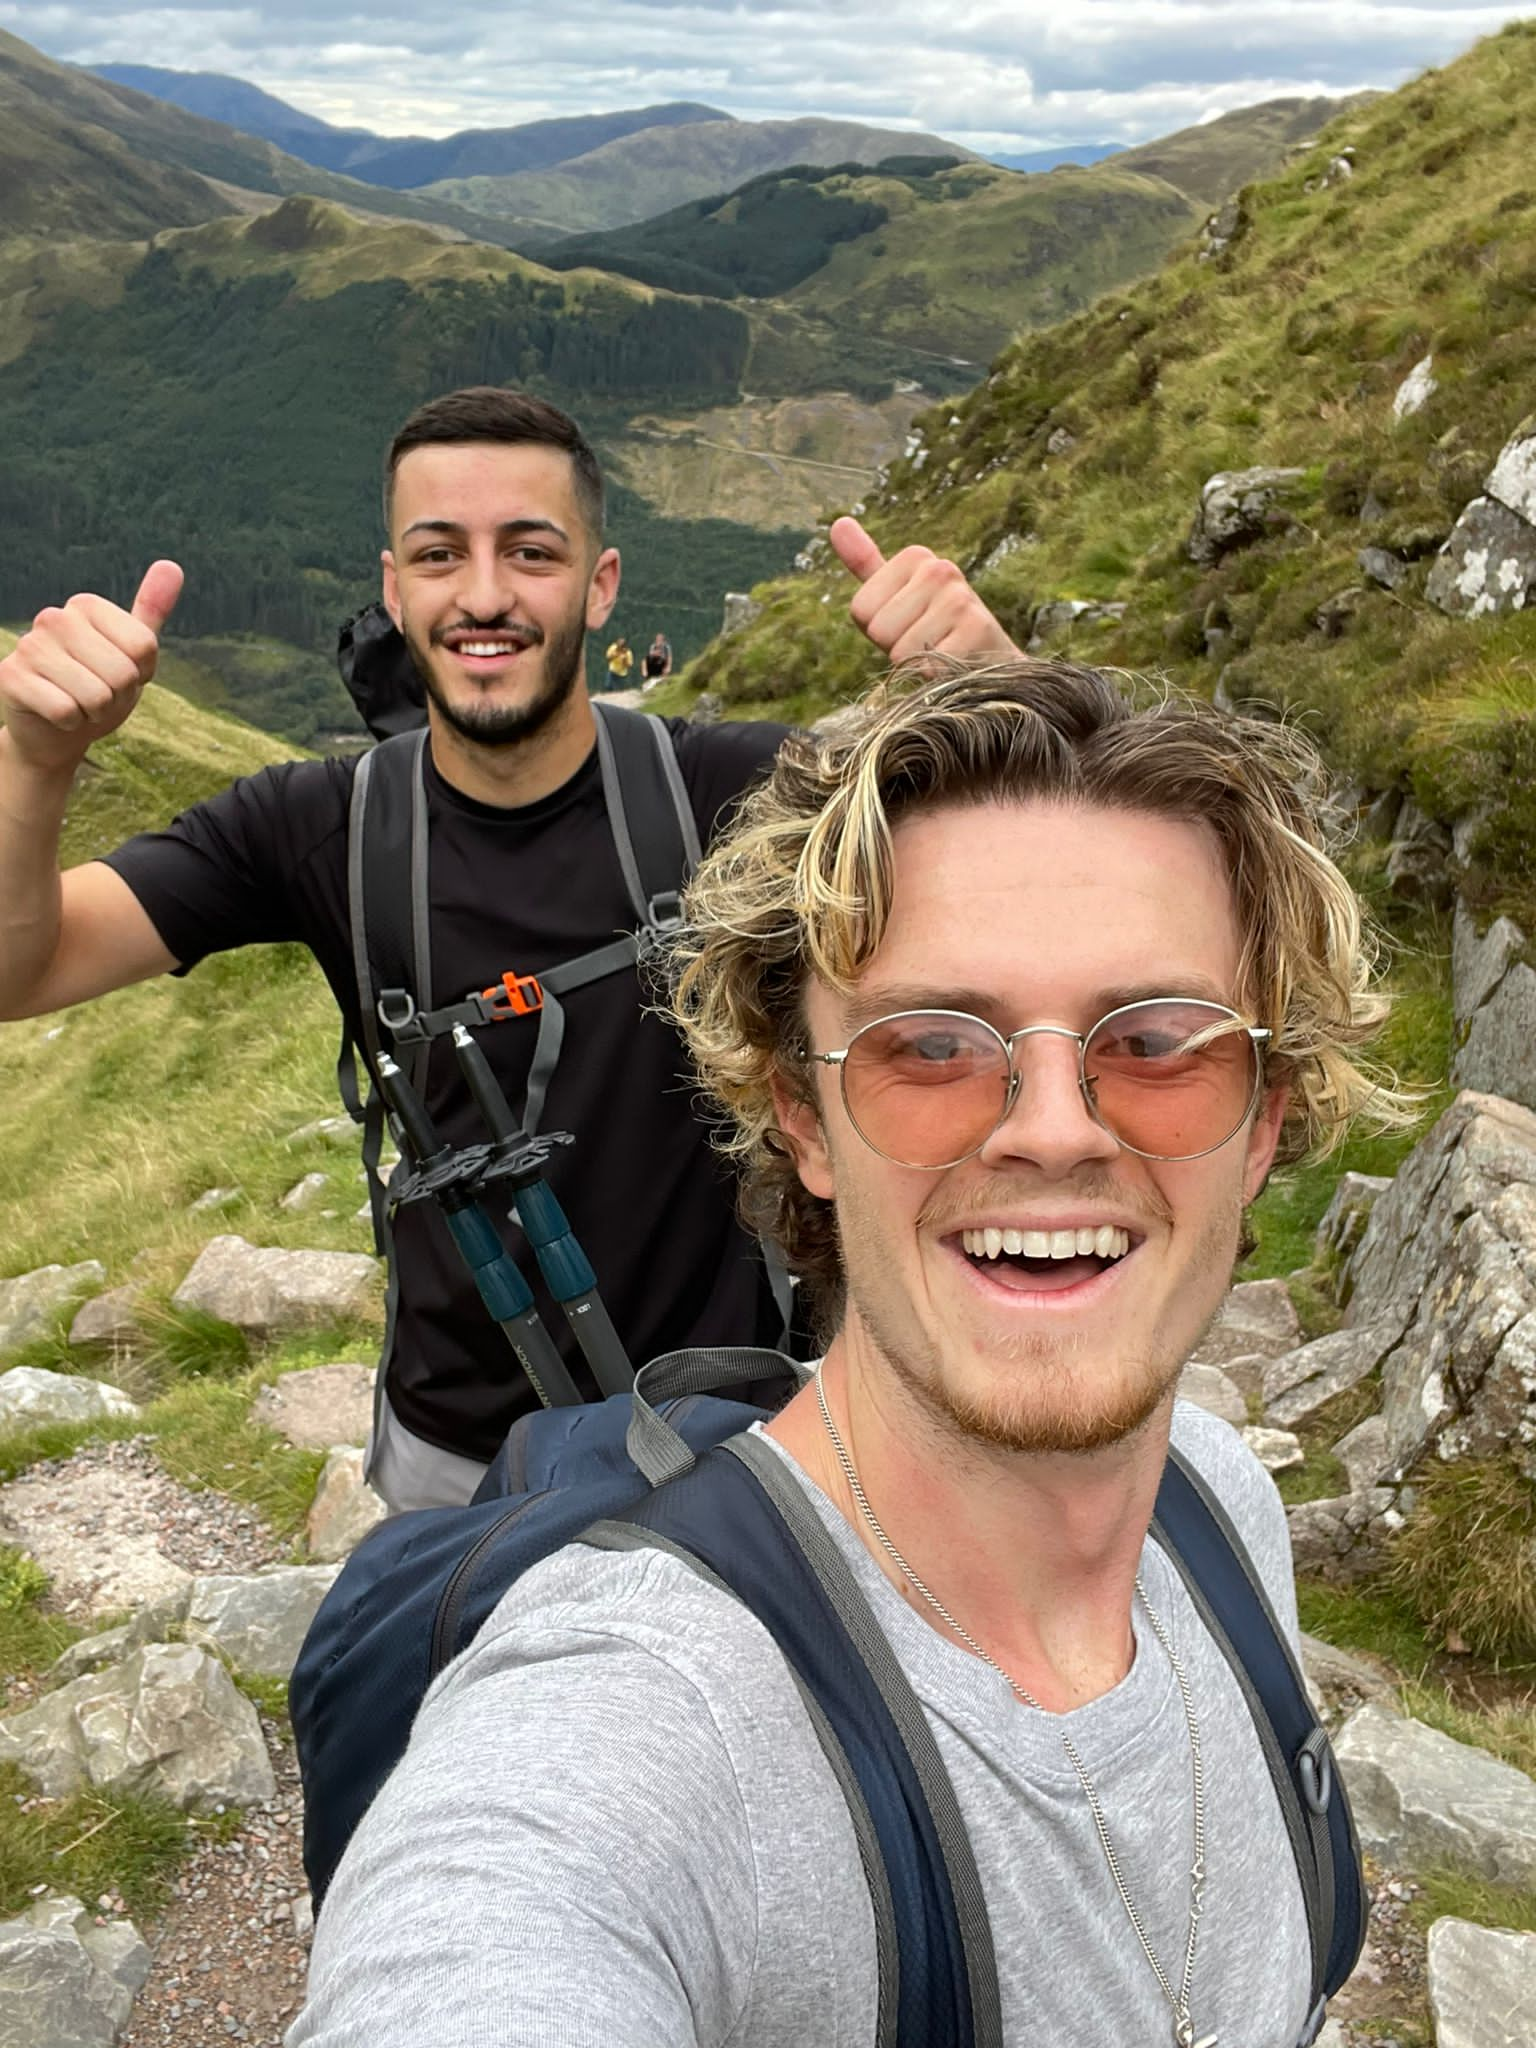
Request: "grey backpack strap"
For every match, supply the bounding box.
[343,734,431,1471]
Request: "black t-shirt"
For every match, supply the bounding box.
[105,717,789,1461]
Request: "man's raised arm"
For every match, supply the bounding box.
[0,562,185,1019]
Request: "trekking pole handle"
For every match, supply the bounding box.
[450,1023,522,1147]
[374,1053,448,1171]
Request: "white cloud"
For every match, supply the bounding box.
[2,0,1527,147]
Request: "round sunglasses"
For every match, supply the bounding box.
[809,998,1271,1169]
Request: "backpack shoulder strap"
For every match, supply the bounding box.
[339,730,430,1250]
[583,1431,1000,2048]
[591,699,701,929]
[1152,1445,1367,2041]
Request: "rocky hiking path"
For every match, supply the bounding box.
[5,1108,1536,2042]
[0,1233,384,2048]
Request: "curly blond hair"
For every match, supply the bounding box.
[669,657,1414,1309]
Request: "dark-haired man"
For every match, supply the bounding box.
[0,386,1020,1509]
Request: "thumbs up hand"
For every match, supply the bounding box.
[0,562,184,775]
[829,517,1020,666]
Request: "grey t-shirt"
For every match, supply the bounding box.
[292,1403,1313,2048]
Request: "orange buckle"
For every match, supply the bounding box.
[484,969,544,1017]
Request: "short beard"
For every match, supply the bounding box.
[407,607,588,748]
[837,1165,1241,1457]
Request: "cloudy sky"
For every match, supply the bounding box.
[6,0,1530,152]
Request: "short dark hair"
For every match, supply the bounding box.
[384,387,605,542]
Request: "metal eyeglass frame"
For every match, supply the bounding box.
[809,998,1273,1169]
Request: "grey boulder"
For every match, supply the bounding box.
[66,1289,141,1352]
[1334,1704,1536,1887]
[0,1367,138,1430]
[0,1892,149,2048]
[172,1235,380,1336]
[185,1564,343,1679]
[1286,1488,1400,1582]
[1262,1327,1384,1430]
[1452,905,1536,1114]
[0,1263,106,1359]
[1175,1362,1247,1427]
[1425,494,1536,618]
[306,1445,388,1563]
[1190,1278,1301,1368]
[1427,1916,1536,2048]
[252,1361,375,1450]
[0,1641,275,1810]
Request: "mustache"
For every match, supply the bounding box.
[918,1168,1175,1237]
[430,615,543,649]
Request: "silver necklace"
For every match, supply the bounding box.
[815,1369,1215,2048]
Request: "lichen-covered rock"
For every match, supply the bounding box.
[171,1235,380,1337]
[1315,1171,1393,1264]
[1286,1488,1400,1581]
[1486,415,1536,525]
[1426,1917,1536,2048]
[1188,467,1304,565]
[185,1564,342,1679]
[1344,1091,1536,1479]
[1425,495,1536,618]
[1334,1705,1536,1888]
[306,1446,389,1563]
[0,1892,149,2048]
[0,1262,106,1358]
[1451,905,1536,1112]
[1263,1327,1385,1431]
[0,1642,275,1810]
[0,1366,138,1431]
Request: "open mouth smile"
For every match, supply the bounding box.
[950,1222,1139,1299]
[439,629,539,673]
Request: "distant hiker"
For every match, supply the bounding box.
[604,634,634,689]
[642,630,673,682]
[0,385,1022,1511]
[291,661,1380,2046]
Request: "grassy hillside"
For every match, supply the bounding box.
[424,116,975,238]
[1113,94,1378,207]
[540,99,1358,367]
[692,22,1536,944]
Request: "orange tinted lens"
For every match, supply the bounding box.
[842,1013,1010,1167]
[1084,1001,1257,1159]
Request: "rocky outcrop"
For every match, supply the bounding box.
[1384,797,1454,908]
[1452,903,1536,1113]
[171,1235,380,1337]
[0,1892,149,2048]
[1343,1091,1536,1480]
[1285,1487,1401,1582]
[1315,1171,1393,1263]
[1426,1918,1536,2047]
[0,1642,276,1810]
[1335,1705,1536,1888]
[0,1262,106,1358]
[1263,1326,1384,1431]
[0,1366,138,1430]
[1188,467,1304,565]
[1174,1360,1247,1425]
[1026,598,1125,652]
[720,593,762,636]
[1190,1277,1300,1375]
[1426,416,1536,618]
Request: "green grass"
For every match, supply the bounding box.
[0,1765,238,1919]
[0,1544,80,1700]
[1297,1575,1439,1675]
[1388,1461,1536,1664]
[1409,1866,1536,1938]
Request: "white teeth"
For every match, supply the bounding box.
[961,1226,1132,1262]
[460,642,515,656]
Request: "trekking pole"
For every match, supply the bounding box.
[373,1054,582,1410]
[450,1024,635,1398]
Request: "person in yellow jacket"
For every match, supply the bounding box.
[604,635,634,689]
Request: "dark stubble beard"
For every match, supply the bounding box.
[406,602,589,748]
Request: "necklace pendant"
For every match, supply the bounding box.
[1175,2024,1216,2048]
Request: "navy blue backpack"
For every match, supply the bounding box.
[290,1350,1365,2048]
